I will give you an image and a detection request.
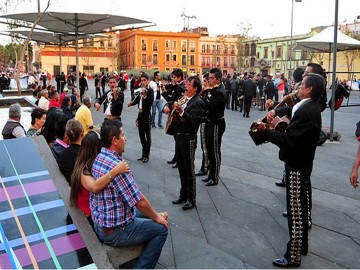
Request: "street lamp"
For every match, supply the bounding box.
[289,0,302,81]
[181,10,196,78]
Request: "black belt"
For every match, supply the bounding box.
[207,116,224,123]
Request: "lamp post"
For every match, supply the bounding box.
[289,0,302,81]
[181,10,196,78]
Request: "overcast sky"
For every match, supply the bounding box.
[0,0,359,44]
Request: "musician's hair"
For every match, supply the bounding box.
[303,73,325,101]
[292,67,304,83]
[140,72,150,80]
[188,76,202,94]
[203,72,209,80]
[101,119,123,148]
[108,75,117,81]
[210,67,222,80]
[307,63,326,78]
[172,68,183,80]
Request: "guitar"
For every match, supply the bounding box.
[165,95,187,136]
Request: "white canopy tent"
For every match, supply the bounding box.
[0,3,153,89]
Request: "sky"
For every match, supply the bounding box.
[0,0,359,44]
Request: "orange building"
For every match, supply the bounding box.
[119,29,200,75]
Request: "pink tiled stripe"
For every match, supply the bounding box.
[0,233,86,268]
[0,179,56,202]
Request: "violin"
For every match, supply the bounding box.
[200,83,220,95]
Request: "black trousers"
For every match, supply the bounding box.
[284,163,312,265]
[205,119,226,182]
[95,87,101,99]
[243,96,253,116]
[231,92,238,110]
[226,90,231,108]
[175,135,197,203]
[199,121,208,173]
[137,113,151,159]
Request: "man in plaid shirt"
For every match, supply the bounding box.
[91,120,168,269]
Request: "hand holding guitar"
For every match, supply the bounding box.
[266,110,276,123]
[163,105,170,115]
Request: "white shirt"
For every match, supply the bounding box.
[38,96,50,111]
[291,98,310,118]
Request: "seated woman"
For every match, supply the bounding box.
[70,130,130,227]
[58,119,84,185]
[26,107,46,137]
[62,96,73,119]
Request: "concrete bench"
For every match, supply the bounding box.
[34,136,143,269]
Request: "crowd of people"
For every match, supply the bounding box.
[2,63,359,269]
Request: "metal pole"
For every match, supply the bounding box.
[290,0,294,81]
[330,0,339,142]
[75,13,80,91]
[187,17,189,77]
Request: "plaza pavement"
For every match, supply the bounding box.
[2,80,360,268]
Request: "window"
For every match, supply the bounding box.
[100,67,109,73]
[172,40,177,50]
[83,65,94,74]
[223,57,228,67]
[250,58,255,67]
[206,44,211,53]
[181,41,187,52]
[190,55,195,65]
[245,44,250,56]
[166,54,170,62]
[141,53,146,65]
[250,43,256,56]
[153,40,158,51]
[264,47,268,58]
[230,45,235,54]
[190,41,195,53]
[99,40,105,47]
[141,39,147,51]
[172,54,177,62]
[182,55,187,65]
[153,54,158,65]
[276,46,282,58]
[201,44,206,53]
[165,40,170,50]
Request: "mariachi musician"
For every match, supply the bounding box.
[162,68,185,167]
[201,67,227,187]
[195,72,210,177]
[127,72,154,163]
[163,76,204,210]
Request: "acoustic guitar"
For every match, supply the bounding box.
[165,95,187,136]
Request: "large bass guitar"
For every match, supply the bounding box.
[249,91,299,145]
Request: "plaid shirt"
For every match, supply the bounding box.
[90,147,143,227]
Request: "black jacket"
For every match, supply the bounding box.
[129,87,154,115]
[96,90,124,117]
[264,100,321,168]
[203,83,226,122]
[162,82,185,102]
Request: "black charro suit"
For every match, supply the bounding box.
[171,95,204,204]
[203,83,227,185]
[129,87,154,160]
[264,99,321,266]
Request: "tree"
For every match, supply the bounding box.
[0,0,51,95]
[236,21,252,73]
[342,26,360,80]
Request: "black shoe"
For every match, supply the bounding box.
[137,157,144,161]
[182,201,195,210]
[272,257,300,268]
[142,158,149,163]
[205,179,218,186]
[152,125,156,128]
[243,113,245,117]
[172,162,178,168]
[167,159,176,164]
[275,180,286,187]
[172,198,186,205]
[282,211,288,217]
[301,247,308,256]
[246,115,250,118]
[202,177,210,182]
[158,124,163,128]
[195,170,207,176]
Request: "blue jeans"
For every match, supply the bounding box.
[94,209,168,269]
[151,99,163,126]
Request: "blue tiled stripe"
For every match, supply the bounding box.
[0,224,77,251]
[1,170,50,183]
[0,222,17,268]
[0,199,64,220]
